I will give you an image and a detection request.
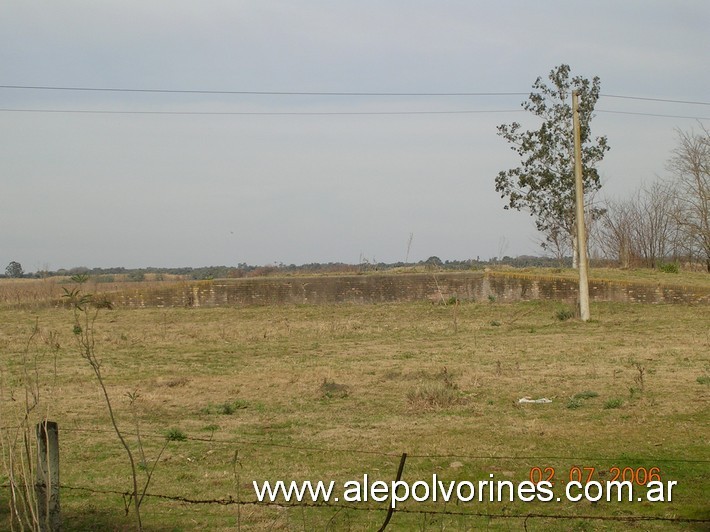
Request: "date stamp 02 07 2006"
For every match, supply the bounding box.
[529,465,662,486]
[528,465,677,502]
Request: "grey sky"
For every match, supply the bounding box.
[1,1,708,271]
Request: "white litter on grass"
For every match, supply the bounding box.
[518,397,552,404]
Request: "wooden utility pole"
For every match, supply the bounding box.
[572,91,590,321]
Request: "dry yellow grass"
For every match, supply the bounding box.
[1,287,709,529]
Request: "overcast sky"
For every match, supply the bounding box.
[1,1,708,271]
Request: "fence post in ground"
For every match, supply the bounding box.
[377,452,407,532]
[35,421,60,532]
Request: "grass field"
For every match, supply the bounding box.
[1,278,709,530]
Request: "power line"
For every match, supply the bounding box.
[596,109,709,120]
[600,94,710,106]
[0,84,528,97]
[0,107,524,116]
[0,107,707,120]
[2,84,708,106]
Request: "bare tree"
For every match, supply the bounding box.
[599,181,680,268]
[666,126,710,271]
[542,190,604,267]
[598,196,635,267]
[539,222,572,266]
[633,181,681,267]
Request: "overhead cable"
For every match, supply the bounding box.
[2,84,708,106]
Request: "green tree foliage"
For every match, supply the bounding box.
[5,261,24,278]
[495,64,610,253]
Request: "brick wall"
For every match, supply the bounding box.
[110,272,709,308]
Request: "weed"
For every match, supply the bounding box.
[320,378,350,399]
[407,382,464,410]
[0,319,61,530]
[64,275,167,531]
[202,400,249,415]
[490,320,501,327]
[567,398,583,409]
[604,398,624,409]
[697,375,710,385]
[573,391,599,400]
[165,377,190,388]
[568,390,599,408]
[408,367,465,410]
[632,362,646,391]
[556,308,574,321]
[383,369,402,380]
[165,428,187,442]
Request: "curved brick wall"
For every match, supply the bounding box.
[110,272,709,308]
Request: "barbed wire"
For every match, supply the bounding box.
[51,425,710,464]
[52,484,710,524]
[5,424,709,464]
[4,480,709,525]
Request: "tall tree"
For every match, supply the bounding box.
[5,261,24,278]
[495,64,610,264]
[667,125,710,271]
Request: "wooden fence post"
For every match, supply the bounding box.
[36,421,60,531]
[377,453,407,532]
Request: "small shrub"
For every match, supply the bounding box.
[165,428,187,441]
[488,295,496,303]
[658,262,679,274]
[490,320,501,327]
[603,398,623,410]
[446,296,460,306]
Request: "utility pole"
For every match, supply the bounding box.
[573,91,590,321]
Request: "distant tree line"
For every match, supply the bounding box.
[3,256,573,281]
[592,126,709,271]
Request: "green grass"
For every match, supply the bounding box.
[1,298,708,530]
[504,266,710,288]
